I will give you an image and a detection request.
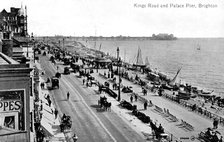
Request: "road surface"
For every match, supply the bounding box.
[39,54,145,142]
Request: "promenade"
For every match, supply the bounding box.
[89,68,224,141]
[45,45,224,141]
[34,61,66,142]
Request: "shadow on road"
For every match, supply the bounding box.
[59,99,68,102]
[93,90,100,95]
[75,75,81,78]
[90,104,107,113]
[90,104,101,108]
[72,100,79,103]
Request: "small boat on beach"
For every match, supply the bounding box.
[127,47,146,71]
[160,68,181,91]
[132,47,146,68]
[197,90,214,98]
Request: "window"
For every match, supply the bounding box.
[4,116,15,129]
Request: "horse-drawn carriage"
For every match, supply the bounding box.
[132,109,151,123]
[98,96,111,111]
[119,100,134,110]
[46,77,59,89]
[63,57,71,65]
[150,121,171,141]
[64,67,70,74]
[55,72,61,78]
[49,56,56,64]
[60,114,72,132]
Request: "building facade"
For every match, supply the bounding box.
[0,52,32,141]
[0,6,28,39]
[0,5,30,63]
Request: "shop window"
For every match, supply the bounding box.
[4,115,15,129]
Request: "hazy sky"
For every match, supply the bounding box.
[1,0,224,37]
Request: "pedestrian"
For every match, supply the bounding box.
[48,99,52,107]
[130,95,133,103]
[99,85,102,94]
[119,77,122,83]
[135,94,138,102]
[219,136,223,142]
[45,94,50,100]
[83,78,85,85]
[215,119,219,129]
[108,72,110,78]
[143,89,147,96]
[40,111,43,120]
[54,108,58,119]
[67,92,70,100]
[40,102,43,111]
[72,133,78,142]
[40,82,45,89]
[144,101,148,110]
[213,119,217,129]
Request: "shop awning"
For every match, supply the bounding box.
[41,116,54,137]
[0,127,28,142]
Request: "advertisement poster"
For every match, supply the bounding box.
[0,89,25,130]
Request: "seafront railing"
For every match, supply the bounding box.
[162,93,224,126]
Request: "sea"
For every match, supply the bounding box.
[71,38,224,96]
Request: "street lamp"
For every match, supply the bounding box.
[117,47,119,73]
[117,47,121,101]
[27,41,29,57]
[31,33,35,63]
[27,34,30,57]
[63,38,65,50]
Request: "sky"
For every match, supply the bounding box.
[1,0,224,37]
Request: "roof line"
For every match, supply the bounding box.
[0,52,19,64]
[0,52,11,64]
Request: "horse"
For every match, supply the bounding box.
[105,102,112,111]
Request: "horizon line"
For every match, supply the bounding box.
[33,35,224,38]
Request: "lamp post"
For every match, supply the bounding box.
[117,47,121,101]
[27,35,29,57]
[63,38,65,50]
[27,41,29,57]
[117,47,119,73]
[31,33,35,63]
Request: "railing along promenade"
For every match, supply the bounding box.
[162,93,224,126]
[116,70,224,126]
